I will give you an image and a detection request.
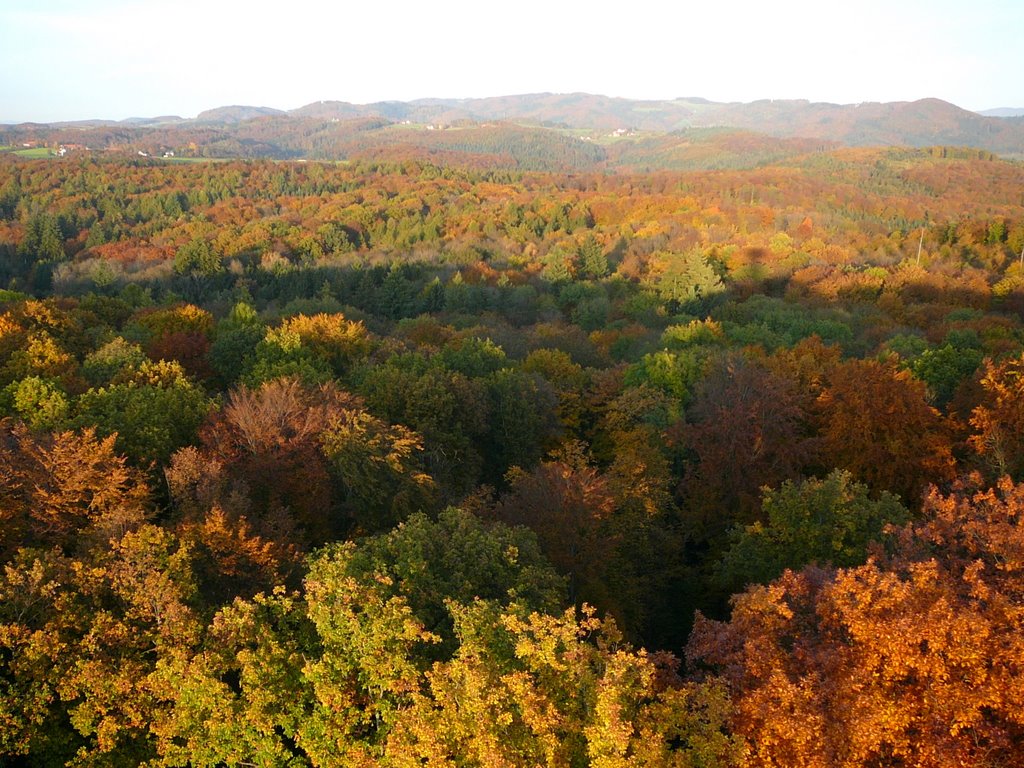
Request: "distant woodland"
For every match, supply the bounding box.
[1,139,1024,766]
[5,92,1024,169]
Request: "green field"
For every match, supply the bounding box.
[12,147,53,158]
[159,155,225,164]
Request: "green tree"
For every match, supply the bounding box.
[717,470,910,593]
[320,407,437,533]
[910,343,984,409]
[18,213,66,264]
[328,508,565,655]
[576,234,609,279]
[1,376,69,431]
[81,337,149,387]
[389,603,743,768]
[483,369,559,485]
[207,301,266,385]
[648,249,725,312]
[173,237,221,276]
[74,360,212,466]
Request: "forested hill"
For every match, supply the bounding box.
[3,93,1023,167]
[2,134,1024,764]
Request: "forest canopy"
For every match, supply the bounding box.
[1,144,1024,766]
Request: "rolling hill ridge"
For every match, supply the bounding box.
[3,93,1023,168]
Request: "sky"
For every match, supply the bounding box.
[1,0,1021,123]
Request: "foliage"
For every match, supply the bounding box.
[716,470,910,591]
[969,352,1024,480]
[1,145,1024,764]
[689,477,1024,768]
[74,360,212,465]
[815,358,955,504]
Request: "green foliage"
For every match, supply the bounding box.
[483,369,559,483]
[319,408,437,533]
[325,508,565,653]
[355,355,489,497]
[1,376,69,430]
[173,237,221,276]
[625,347,711,403]
[714,295,854,351]
[647,249,725,312]
[661,318,727,349]
[882,332,929,361]
[717,470,910,591]
[207,301,266,385]
[576,234,609,280]
[81,336,149,387]
[18,212,66,264]
[244,326,333,386]
[74,361,212,465]
[437,335,508,378]
[572,294,612,332]
[912,344,985,407]
[389,602,744,767]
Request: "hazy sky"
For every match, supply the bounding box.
[1,0,1020,122]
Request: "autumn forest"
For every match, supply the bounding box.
[2,137,1024,766]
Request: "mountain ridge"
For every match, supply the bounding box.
[3,93,1023,166]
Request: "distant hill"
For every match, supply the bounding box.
[278,94,1024,153]
[122,115,186,126]
[195,105,286,123]
[4,93,1024,167]
[979,108,1024,118]
[680,98,1024,154]
[281,94,1024,153]
[285,93,723,132]
[289,101,370,121]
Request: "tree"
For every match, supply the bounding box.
[482,369,559,486]
[81,337,149,387]
[18,212,65,264]
[356,355,490,499]
[243,324,334,386]
[576,234,609,279]
[173,237,221,276]
[184,377,359,549]
[74,360,212,467]
[716,470,910,593]
[388,603,743,768]
[647,249,725,313]
[493,444,616,606]
[274,312,372,377]
[149,573,741,767]
[320,406,437,534]
[910,343,984,409]
[0,525,199,764]
[1,376,69,431]
[688,477,1024,768]
[0,422,150,560]
[318,508,566,657]
[815,358,955,504]
[680,355,817,537]
[969,352,1024,480]
[207,301,266,386]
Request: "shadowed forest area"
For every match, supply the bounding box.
[2,147,1024,766]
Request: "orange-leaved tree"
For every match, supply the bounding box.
[815,357,955,505]
[688,476,1024,768]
